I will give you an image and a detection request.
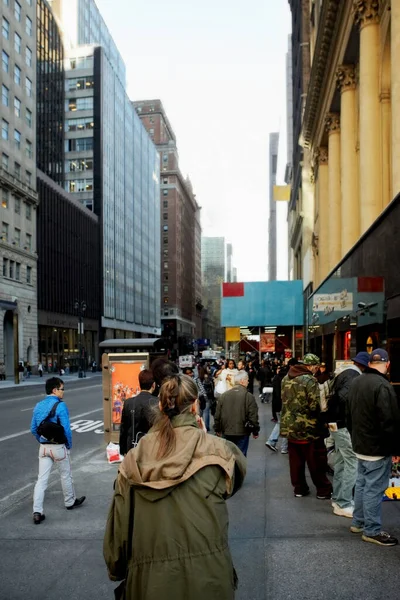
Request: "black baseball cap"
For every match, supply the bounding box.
[370,348,389,363]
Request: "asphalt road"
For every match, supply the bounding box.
[0,377,104,515]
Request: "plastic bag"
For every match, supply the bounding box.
[215,380,226,395]
[106,442,123,464]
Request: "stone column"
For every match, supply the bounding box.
[381,89,392,208]
[354,0,381,232]
[317,148,329,282]
[336,65,359,255]
[391,0,400,196]
[325,113,341,270]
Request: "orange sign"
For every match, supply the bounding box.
[260,333,275,352]
[110,361,146,431]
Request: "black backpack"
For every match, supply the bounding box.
[37,400,66,444]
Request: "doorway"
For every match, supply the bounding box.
[3,310,14,377]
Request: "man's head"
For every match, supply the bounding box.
[234,370,249,387]
[139,369,155,392]
[151,357,179,387]
[237,360,245,371]
[368,348,390,374]
[352,351,370,372]
[319,362,326,373]
[182,367,194,378]
[302,353,320,375]
[46,377,64,398]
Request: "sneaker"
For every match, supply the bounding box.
[294,490,310,498]
[265,442,278,452]
[362,531,398,546]
[66,496,86,510]
[333,505,354,518]
[281,449,288,454]
[317,494,332,500]
[271,418,278,423]
[350,525,363,534]
[33,512,45,525]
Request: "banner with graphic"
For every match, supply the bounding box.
[383,456,400,501]
[260,333,275,353]
[110,361,146,431]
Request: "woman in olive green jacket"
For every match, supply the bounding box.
[104,374,246,600]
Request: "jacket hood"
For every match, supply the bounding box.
[288,364,313,379]
[120,412,238,501]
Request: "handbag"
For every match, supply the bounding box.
[215,379,226,395]
[37,400,66,444]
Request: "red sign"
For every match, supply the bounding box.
[222,282,244,297]
[260,333,275,352]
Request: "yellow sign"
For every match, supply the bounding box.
[273,185,291,201]
[225,327,241,342]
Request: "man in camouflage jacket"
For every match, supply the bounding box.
[280,354,332,499]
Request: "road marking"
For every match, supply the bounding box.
[20,406,35,412]
[70,419,104,433]
[0,407,103,443]
[0,383,102,405]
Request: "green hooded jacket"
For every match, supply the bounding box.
[103,412,247,600]
[280,364,325,441]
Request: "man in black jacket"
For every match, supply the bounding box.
[119,370,157,455]
[348,348,400,546]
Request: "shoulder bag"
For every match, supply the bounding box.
[37,400,66,444]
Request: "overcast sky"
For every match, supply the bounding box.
[95,0,291,281]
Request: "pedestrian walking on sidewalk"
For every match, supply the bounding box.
[348,349,400,546]
[104,374,246,600]
[325,352,369,519]
[265,360,298,454]
[214,370,259,456]
[0,361,5,381]
[30,377,86,524]
[280,354,332,499]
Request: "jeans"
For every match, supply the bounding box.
[225,435,250,457]
[267,413,288,452]
[288,438,332,496]
[33,444,76,513]
[200,401,210,432]
[352,456,391,536]
[331,428,357,508]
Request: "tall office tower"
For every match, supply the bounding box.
[201,237,225,348]
[268,132,279,281]
[226,243,233,283]
[50,0,161,340]
[0,0,38,377]
[134,99,202,354]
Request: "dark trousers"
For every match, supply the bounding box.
[225,435,250,457]
[288,438,332,496]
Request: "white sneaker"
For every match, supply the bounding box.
[333,505,354,518]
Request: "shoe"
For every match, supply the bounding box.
[294,490,310,498]
[317,494,332,500]
[350,525,363,534]
[265,442,278,452]
[362,531,398,546]
[271,418,278,423]
[333,505,354,518]
[66,496,86,510]
[281,449,288,454]
[33,512,45,525]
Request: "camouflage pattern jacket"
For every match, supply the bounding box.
[280,364,325,441]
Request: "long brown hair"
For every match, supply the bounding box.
[156,374,198,459]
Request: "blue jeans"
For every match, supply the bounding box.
[225,435,250,457]
[200,401,210,432]
[352,456,391,536]
[331,428,357,508]
[267,413,288,452]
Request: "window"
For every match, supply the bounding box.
[163,225,168,232]
[163,200,168,208]
[14,129,21,149]
[26,77,32,96]
[65,138,93,152]
[14,162,20,178]
[1,221,9,242]
[26,265,31,283]
[163,153,168,163]
[163,297,169,304]
[26,108,32,127]
[2,85,9,107]
[2,189,8,208]
[26,139,32,159]
[15,262,20,280]
[164,274,169,281]
[65,179,93,193]
[25,15,32,36]
[163,237,168,244]
[3,0,10,6]
[26,0,32,5]
[14,197,20,213]
[25,203,31,220]
[163,178,168,184]
[2,119,9,140]
[164,285,169,292]
[26,170,31,185]
[2,17,9,39]
[26,232,32,249]
[163,213,168,220]
[2,258,8,277]
[65,117,94,132]
[2,153,9,170]
[66,97,93,112]
[14,32,21,53]
[14,227,20,246]
[25,46,32,67]
[2,50,9,73]
[163,189,168,196]
[67,77,94,91]
[164,262,168,269]
[66,158,93,172]
[69,56,93,70]
[14,65,21,85]
[14,96,21,117]
[14,1,21,21]
[9,260,14,278]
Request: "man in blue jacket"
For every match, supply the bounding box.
[31,377,85,524]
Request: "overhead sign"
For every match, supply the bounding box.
[313,290,353,315]
[225,327,241,342]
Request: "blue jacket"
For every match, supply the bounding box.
[31,395,73,449]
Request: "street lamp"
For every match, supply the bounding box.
[74,300,87,378]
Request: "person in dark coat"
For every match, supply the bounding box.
[119,370,158,455]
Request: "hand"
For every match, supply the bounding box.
[252,434,259,439]
[216,432,222,437]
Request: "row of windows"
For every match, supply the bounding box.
[1,153,32,184]
[66,77,94,92]
[2,84,32,125]
[65,137,93,152]
[1,119,32,157]
[68,56,93,70]
[3,0,33,7]
[1,191,32,218]
[2,257,32,283]
[2,13,32,38]
[66,97,93,112]
[65,117,94,132]
[65,158,93,173]
[2,50,33,95]
[64,179,93,193]
[1,220,32,249]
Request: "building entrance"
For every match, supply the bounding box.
[3,310,14,377]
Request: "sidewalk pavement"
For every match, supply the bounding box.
[1,402,400,599]
[0,371,101,390]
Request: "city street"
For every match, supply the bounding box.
[1,391,400,599]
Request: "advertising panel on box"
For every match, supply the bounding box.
[110,360,147,431]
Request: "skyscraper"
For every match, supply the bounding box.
[268,132,279,281]
[201,237,225,348]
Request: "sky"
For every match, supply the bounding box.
[95,0,292,281]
